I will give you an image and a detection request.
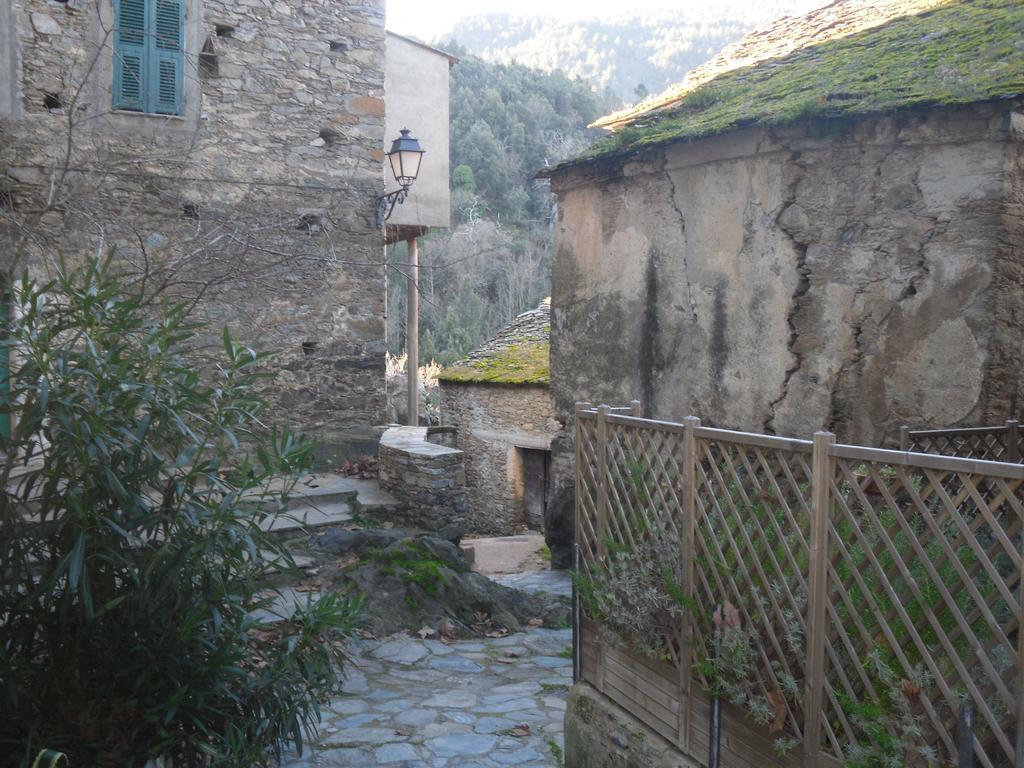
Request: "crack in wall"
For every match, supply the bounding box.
[825,156,946,434]
[639,248,662,418]
[764,152,809,434]
[663,154,697,323]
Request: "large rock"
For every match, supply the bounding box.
[312,529,569,637]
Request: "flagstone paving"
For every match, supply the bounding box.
[280,627,572,767]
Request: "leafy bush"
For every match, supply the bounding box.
[0,259,361,767]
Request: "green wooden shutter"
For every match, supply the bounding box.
[113,0,147,111]
[152,0,184,115]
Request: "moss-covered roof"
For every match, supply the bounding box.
[439,299,551,386]
[563,0,1024,166]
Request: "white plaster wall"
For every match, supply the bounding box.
[384,32,451,230]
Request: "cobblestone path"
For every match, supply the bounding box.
[281,627,572,767]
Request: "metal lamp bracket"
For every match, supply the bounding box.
[375,186,410,226]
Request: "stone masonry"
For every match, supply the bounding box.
[378,426,468,540]
[441,384,556,535]
[0,0,388,463]
[440,300,559,537]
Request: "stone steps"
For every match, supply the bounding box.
[250,473,401,533]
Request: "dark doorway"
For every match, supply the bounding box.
[519,448,550,532]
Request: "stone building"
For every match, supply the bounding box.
[0,0,398,462]
[439,299,557,536]
[541,0,1024,565]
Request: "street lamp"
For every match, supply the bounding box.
[376,128,426,426]
[375,128,425,226]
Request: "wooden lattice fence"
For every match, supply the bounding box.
[574,403,1024,768]
[900,421,1022,464]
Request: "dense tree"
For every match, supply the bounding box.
[443,43,615,222]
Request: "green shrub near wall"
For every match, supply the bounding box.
[0,258,360,767]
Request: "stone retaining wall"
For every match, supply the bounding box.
[378,426,467,539]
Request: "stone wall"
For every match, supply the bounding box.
[546,101,1024,553]
[0,0,388,463]
[378,426,467,540]
[440,382,557,536]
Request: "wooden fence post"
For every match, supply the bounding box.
[899,426,910,452]
[679,416,700,752]
[630,399,642,417]
[574,402,592,549]
[594,404,612,694]
[804,431,835,767]
[1018,553,1024,766]
[1006,419,1020,464]
[596,405,611,559]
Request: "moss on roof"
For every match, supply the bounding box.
[439,340,550,385]
[579,0,1024,162]
[439,299,551,386]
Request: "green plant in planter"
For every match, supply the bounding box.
[840,649,936,768]
[572,523,693,661]
[0,258,361,767]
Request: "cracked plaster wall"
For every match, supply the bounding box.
[547,102,1024,517]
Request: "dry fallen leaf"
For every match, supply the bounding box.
[900,678,921,700]
[438,618,456,643]
[417,626,437,640]
[509,724,531,738]
[723,602,742,629]
[767,689,787,735]
[527,618,543,628]
[495,657,516,664]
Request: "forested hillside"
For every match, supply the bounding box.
[387,50,614,366]
[440,3,821,101]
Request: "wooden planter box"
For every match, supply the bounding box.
[580,619,836,768]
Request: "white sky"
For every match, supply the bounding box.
[385,0,771,41]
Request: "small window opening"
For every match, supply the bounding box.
[215,23,235,38]
[298,213,324,234]
[319,126,341,146]
[329,41,349,52]
[199,38,219,78]
[43,92,63,110]
[301,341,318,357]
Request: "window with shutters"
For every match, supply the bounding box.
[112,0,184,115]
